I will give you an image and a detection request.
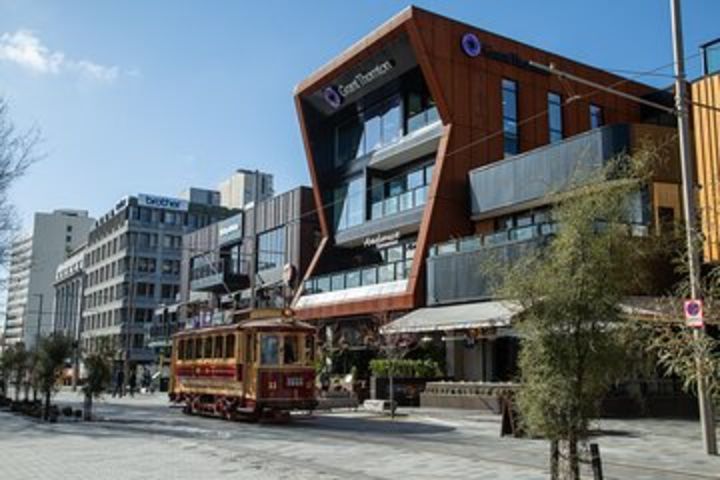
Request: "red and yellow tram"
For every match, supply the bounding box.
[169,313,317,420]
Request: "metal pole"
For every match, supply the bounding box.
[34,294,43,348]
[670,0,717,455]
[249,170,260,310]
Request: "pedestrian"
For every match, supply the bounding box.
[128,370,137,398]
[112,369,124,398]
[142,368,152,394]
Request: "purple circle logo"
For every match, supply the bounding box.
[323,86,343,109]
[461,32,482,57]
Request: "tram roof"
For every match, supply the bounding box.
[173,317,315,338]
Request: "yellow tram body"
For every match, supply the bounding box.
[169,314,317,418]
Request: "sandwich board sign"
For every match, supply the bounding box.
[684,299,704,328]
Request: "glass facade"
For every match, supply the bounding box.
[502,79,519,156]
[590,104,604,129]
[304,240,416,294]
[703,39,720,76]
[331,177,365,231]
[370,163,434,220]
[257,227,285,271]
[548,92,563,143]
[335,95,402,167]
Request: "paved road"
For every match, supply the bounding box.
[1,391,718,479]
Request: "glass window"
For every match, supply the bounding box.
[336,117,364,166]
[333,177,364,231]
[225,334,235,359]
[186,339,194,359]
[364,111,382,153]
[362,267,377,286]
[548,92,563,143]
[203,337,213,359]
[703,39,720,75]
[331,273,345,291]
[502,79,519,156]
[407,169,424,190]
[283,336,299,365]
[316,276,330,293]
[214,335,224,358]
[590,104,604,129]
[305,335,315,363]
[381,96,402,145]
[260,335,280,365]
[345,270,361,288]
[257,227,285,271]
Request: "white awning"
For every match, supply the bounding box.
[381,301,522,334]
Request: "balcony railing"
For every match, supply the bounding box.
[371,185,429,220]
[303,259,412,295]
[190,259,250,293]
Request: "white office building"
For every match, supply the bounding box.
[3,209,95,349]
[217,169,274,209]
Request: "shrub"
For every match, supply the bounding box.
[370,359,441,378]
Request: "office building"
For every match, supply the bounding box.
[177,186,319,327]
[80,192,236,364]
[292,7,682,388]
[53,244,87,340]
[3,209,94,349]
[218,169,274,209]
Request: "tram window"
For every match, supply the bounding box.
[178,340,185,360]
[204,337,213,359]
[284,335,299,364]
[225,335,235,359]
[195,338,202,359]
[214,335,224,358]
[186,338,194,359]
[260,335,280,365]
[305,335,315,364]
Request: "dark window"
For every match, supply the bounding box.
[178,340,185,360]
[214,335,223,358]
[502,79,519,156]
[257,227,285,271]
[283,335,299,364]
[590,104,604,129]
[186,338,194,359]
[203,337,213,359]
[260,334,280,365]
[548,92,563,143]
[225,335,235,359]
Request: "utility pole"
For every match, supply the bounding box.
[670,0,718,455]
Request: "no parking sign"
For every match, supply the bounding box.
[684,299,704,328]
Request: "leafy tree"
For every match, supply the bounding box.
[7,343,28,402]
[81,347,113,421]
[36,334,73,421]
[0,348,11,399]
[494,151,665,479]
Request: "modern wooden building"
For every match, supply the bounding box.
[292,6,682,382]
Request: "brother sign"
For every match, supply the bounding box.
[138,194,189,212]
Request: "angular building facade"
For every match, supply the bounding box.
[292,7,682,382]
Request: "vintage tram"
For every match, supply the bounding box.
[169,313,317,420]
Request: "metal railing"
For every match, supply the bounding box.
[371,185,429,220]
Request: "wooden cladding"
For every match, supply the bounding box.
[692,74,720,263]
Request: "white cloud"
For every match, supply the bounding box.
[0,29,128,82]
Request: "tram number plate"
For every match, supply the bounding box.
[287,376,304,387]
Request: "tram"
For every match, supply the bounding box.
[169,311,317,420]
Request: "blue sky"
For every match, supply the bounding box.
[0,0,718,232]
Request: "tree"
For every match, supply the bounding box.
[0,97,39,272]
[36,334,73,421]
[81,346,113,421]
[493,151,664,479]
[0,348,11,399]
[8,343,28,402]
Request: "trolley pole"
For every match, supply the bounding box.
[670,0,718,455]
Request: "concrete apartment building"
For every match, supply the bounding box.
[3,209,95,349]
[217,169,274,209]
[80,192,237,365]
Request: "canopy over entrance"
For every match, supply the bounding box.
[381,301,522,334]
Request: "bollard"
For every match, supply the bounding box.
[590,443,603,480]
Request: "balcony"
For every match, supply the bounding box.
[335,184,428,247]
[190,260,250,293]
[469,124,633,220]
[297,259,411,309]
[426,226,554,306]
[368,119,442,171]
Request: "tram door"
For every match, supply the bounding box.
[243,332,257,404]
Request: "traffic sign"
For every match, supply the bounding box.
[684,299,704,328]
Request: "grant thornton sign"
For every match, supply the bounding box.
[323,60,395,108]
